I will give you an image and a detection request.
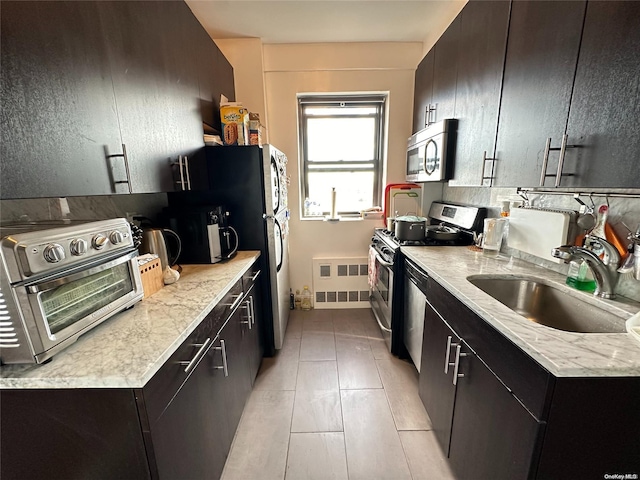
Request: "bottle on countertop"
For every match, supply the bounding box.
[294,289,302,310]
[566,259,596,292]
[301,286,313,311]
[289,288,295,310]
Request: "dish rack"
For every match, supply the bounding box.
[139,257,163,298]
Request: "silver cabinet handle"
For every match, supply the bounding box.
[539,137,553,187]
[262,214,275,220]
[425,104,436,127]
[178,155,185,190]
[225,294,244,312]
[249,295,256,327]
[540,135,577,187]
[184,155,191,190]
[214,339,229,377]
[452,344,468,386]
[481,151,497,186]
[240,299,252,329]
[178,337,212,374]
[555,134,568,188]
[107,143,133,193]
[251,270,261,282]
[444,336,453,373]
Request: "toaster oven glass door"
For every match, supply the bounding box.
[25,252,140,348]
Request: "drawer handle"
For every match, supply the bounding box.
[214,340,229,377]
[225,294,244,311]
[251,270,261,282]
[178,337,212,374]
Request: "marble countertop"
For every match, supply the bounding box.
[402,246,640,377]
[0,251,261,389]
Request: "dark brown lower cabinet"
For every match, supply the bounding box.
[0,261,264,480]
[420,299,542,479]
[149,336,230,480]
[418,268,640,479]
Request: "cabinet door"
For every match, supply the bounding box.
[563,1,640,188]
[448,343,541,479]
[245,282,264,384]
[220,306,253,443]
[150,339,229,480]
[1,1,120,199]
[431,15,461,124]
[412,50,434,133]
[494,1,586,187]
[418,300,459,455]
[449,1,510,187]
[98,1,204,194]
[192,25,235,134]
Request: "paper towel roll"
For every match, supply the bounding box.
[330,187,337,219]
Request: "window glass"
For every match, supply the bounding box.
[299,95,386,217]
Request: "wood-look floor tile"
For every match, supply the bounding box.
[398,430,455,480]
[376,357,432,430]
[286,313,304,339]
[296,361,339,391]
[300,332,336,361]
[341,389,412,480]
[302,318,334,333]
[285,432,348,480]
[253,337,300,391]
[222,390,295,480]
[336,337,382,389]
[291,390,343,433]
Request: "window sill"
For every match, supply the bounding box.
[300,216,363,222]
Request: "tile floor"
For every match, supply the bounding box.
[221,308,455,480]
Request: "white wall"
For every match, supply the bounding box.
[263,43,423,291]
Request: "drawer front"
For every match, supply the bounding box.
[143,279,243,425]
[242,259,261,292]
[427,277,553,420]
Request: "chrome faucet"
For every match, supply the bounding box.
[551,235,621,299]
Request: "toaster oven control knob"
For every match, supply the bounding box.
[43,243,66,263]
[70,238,88,256]
[92,234,108,250]
[109,231,124,245]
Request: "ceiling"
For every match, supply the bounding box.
[186,1,466,44]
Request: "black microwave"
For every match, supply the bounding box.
[406,119,456,183]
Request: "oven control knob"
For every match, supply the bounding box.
[371,236,379,243]
[70,238,88,256]
[43,243,65,263]
[92,234,108,250]
[109,230,124,245]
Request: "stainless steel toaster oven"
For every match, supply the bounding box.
[0,218,144,364]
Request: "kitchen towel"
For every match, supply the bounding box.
[368,246,379,288]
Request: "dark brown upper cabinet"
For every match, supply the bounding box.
[0,1,121,199]
[97,1,204,194]
[561,1,640,189]
[412,50,435,133]
[1,1,235,199]
[493,0,587,188]
[431,16,461,125]
[449,1,511,187]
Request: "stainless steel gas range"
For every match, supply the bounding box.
[369,202,486,358]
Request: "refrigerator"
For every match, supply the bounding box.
[168,145,290,355]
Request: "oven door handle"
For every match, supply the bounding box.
[26,250,138,294]
[371,302,393,333]
[374,252,394,268]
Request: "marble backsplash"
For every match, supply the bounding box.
[442,185,640,303]
[0,193,168,224]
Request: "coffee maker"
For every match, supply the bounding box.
[165,206,238,264]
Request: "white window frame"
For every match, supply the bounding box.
[297,94,386,218]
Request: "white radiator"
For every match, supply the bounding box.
[311,257,370,309]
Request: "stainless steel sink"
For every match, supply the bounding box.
[467,276,626,333]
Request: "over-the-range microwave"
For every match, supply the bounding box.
[406,119,457,183]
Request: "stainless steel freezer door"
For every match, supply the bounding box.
[266,208,291,350]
